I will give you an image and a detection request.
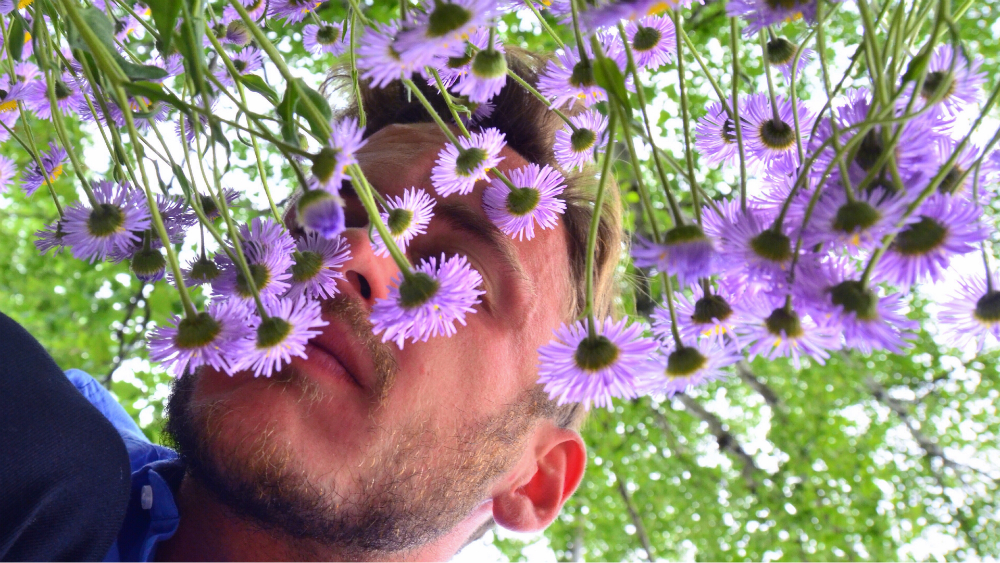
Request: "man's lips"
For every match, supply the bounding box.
[293,317,373,392]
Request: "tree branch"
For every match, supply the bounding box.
[613,471,654,561]
[103,284,151,387]
[677,394,760,491]
[735,360,785,412]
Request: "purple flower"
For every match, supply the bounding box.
[742,92,813,175]
[23,73,85,120]
[108,193,196,262]
[538,48,607,110]
[872,194,987,288]
[0,77,26,138]
[637,337,741,398]
[668,286,745,348]
[285,232,351,300]
[303,23,348,56]
[937,274,1000,353]
[296,187,346,239]
[727,0,818,37]
[482,164,567,241]
[313,117,366,191]
[694,100,743,167]
[0,155,16,193]
[371,253,485,348]
[429,26,502,89]
[609,15,675,70]
[932,138,998,202]
[22,143,67,197]
[213,217,296,302]
[149,300,249,377]
[372,187,436,256]
[216,47,263,87]
[451,45,507,103]
[910,45,985,119]
[537,316,659,410]
[223,0,267,23]
[357,23,423,89]
[806,184,908,254]
[62,180,151,263]
[34,219,67,255]
[578,0,694,31]
[234,296,328,378]
[740,294,840,369]
[153,53,184,78]
[430,127,506,196]
[395,0,498,67]
[180,253,223,287]
[553,109,609,172]
[632,225,721,287]
[268,0,322,24]
[766,36,814,82]
[716,205,796,282]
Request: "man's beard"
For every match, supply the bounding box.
[165,296,542,557]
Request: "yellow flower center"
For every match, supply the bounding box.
[18,0,33,9]
[0,100,17,113]
[48,164,64,181]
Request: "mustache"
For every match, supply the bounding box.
[319,294,399,406]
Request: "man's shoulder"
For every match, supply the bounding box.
[64,369,178,471]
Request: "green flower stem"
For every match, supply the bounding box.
[401,77,462,145]
[501,65,576,130]
[583,109,617,339]
[349,163,413,276]
[110,0,158,37]
[426,69,472,138]
[659,272,684,347]
[758,31,782,125]
[344,0,371,26]
[57,0,129,84]
[671,11,700,224]
[350,10,366,128]
[75,51,140,188]
[814,1,855,200]
[568,0,589,64]
[675,20,731,115]
[729,19,748,211]
[618,22,684,225]
[615,102,666,237]
[227,0,332,140]
[522,0,565,50]
[860,76,1000,286]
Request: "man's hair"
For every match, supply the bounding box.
[328,47,625,434]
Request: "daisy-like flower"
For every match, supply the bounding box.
[740,295,840,369]
[632,225,720,287]
[912,45,985,119]
[62,180,151,263]
[0,155,16,193]
[296,187,346,239]
[609,15,675,70]
[806,185,908,254]
[235,296,328,378]
[285,233,351,300]
[451,44,507,103]
[22,143,67,197]
[937,274,1000,353]
[932,138,998,201]
[224,20,252,46]
[872,194,987,287]
[357,23,423,89]
[108,193,196,262]
[181,253,222,287]
[430,26,503,88]
[23,73,85,119]
[303,23,348,56]
[149,300,248,377]
[216,47,263,87]
[312,117,366,191]
[222,0,267,23]
[537,316,658,410]
[821,279,917,354]
[268,0,322,24]
[213,218,296,302]
[129,247,167,283]
[637,337,741,398]
[578,0,691,31]
[538,48,607,110]
[430,127,506,196]
[665,284,744,347]
[395,0,498,67]
[726,0,818,37]
[742,92,813,175]
[717,205,796,282]
[371,253,485,348]
[553,109,609,172]
[372,187,436,256]
[765,36,814,81]
[0,81,25,141]
[482,164,567,241]
[153,53,184,78]
[34,219,67,255]
[694,100,743,167]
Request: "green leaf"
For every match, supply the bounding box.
[30,12,49,70]
[593,55,631,116]
[294,78,332,140]
[122,81,185,108]
[240,74,279,105]
[177,13,207,96]
[171,164,193,197]
[278,82,300,146]
[8,15,25,62]
[66,7,167,81]
[147,0,181,55]
[209,119,232,172]
[119,61,169,81]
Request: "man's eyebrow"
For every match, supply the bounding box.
[433,201,534,292]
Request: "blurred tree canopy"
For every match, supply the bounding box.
[2,0,999,560]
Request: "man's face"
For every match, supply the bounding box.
[166,123,574,556]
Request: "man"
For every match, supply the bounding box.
[0,50,623,561]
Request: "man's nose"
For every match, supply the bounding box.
[336,227,400,310]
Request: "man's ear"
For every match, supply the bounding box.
[491,425,586,533]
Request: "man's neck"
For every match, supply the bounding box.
[154,474,484,562]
